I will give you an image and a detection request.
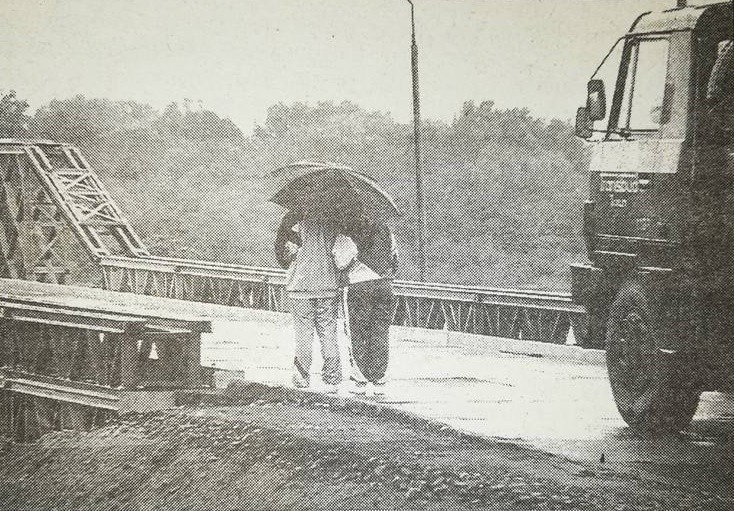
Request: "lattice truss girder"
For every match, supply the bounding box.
[0,152,25,279]
[99,263,578,344]
[0,321,193,389]
[0,391,110,442]
[0,140,149,283]
[0,149,71,282]
[0,313,201,441]
[24,144,148,258]
[391,295,572,343]
[101,265,280,310]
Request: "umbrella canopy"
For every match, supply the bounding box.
[269,160,400,221]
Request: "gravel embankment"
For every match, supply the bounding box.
[0,382,730,511]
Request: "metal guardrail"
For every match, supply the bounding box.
[100,255,587,346]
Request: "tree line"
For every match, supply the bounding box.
[1,91,589,290]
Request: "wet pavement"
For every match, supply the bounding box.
[188,306,734,498]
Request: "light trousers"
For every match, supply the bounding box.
[291,296,341,385]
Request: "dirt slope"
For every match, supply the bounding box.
[0,383,730,511]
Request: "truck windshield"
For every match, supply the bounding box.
[618,38,670,132]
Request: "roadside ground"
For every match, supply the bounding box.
[202,309,734,499]
[0,382,731,511]
[1,302,732,509]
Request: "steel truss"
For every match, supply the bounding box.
[100,255,587,346]
[0,277,210,441]
[0,139,148,284]
[0,138,598,441]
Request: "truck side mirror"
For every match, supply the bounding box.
[586,79,606,121]
[575,107,593,139]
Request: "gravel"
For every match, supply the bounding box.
[0,384,731,511]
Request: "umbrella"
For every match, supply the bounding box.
[269,160,400,221]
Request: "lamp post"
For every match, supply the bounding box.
[405,0,427,281]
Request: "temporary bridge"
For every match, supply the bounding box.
[0,139,588,440]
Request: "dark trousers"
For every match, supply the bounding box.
[347,279,395,383]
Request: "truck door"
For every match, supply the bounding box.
[591,33,691,270]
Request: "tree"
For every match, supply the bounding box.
[0,91,29,137]
[29,95,156,145]
[26,94,589,290]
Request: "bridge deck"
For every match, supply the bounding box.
[0,278,212,331]
[194,305,734,488]
[202,313,622,442]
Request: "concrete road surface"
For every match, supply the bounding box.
[187,305,734,499]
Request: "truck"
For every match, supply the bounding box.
[571,0,733,431]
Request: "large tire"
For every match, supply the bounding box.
[606,281,701,432]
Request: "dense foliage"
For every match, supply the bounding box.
[0,91,30,137]
[26,94,589,290]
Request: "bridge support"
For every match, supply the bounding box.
[0,277,211,442]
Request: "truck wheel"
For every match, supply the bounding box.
[606,281,701,432]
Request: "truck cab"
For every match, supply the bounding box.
[572,1,733,431]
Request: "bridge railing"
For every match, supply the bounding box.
[99,255,588,347]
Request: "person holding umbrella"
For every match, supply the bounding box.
[275,205,342,392]
[333,215,398,397]
[271,161,400,395]
[273,209,301,270]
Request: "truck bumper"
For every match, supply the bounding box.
[570,263,602,306]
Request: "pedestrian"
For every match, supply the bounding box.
[275,208,342,393]
[332,215,397,397]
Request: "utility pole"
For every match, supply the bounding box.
[406,0,427,281]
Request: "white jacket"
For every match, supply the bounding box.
[332,234,381,284]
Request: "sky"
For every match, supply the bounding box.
[0,0,720,133]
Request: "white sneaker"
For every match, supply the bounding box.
[364,382,375,398]
[350,381,367,395]
[322,383,338,394]
[373,381,386,396]
[292,373,310,389]
[322,383,349,397]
